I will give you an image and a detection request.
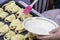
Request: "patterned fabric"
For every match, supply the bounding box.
[31,0,49,13]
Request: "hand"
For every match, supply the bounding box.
[37,27,60,40]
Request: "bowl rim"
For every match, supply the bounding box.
[22,17,59,35]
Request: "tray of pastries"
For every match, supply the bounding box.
[0,0,40,40]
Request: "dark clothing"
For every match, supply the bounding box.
[54,0,60,9]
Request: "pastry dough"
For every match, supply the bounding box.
[0,10,8,19]
[0,8,3,12]
[24,32,36,40]
[11,34,24,40]
[16,8,32,21]
[15,22,25,33]
[24,37,33,40]
[4,31,15,40]
[9,19,21,30]
[0,22,4,27]
[2,1,21,13]
[5,14,16,23]
[0,24,9,36]
[0,1,37,40]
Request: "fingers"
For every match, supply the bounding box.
[49,28,58,33]
[37,27,60,40]
[37,36,48,40]
[37,35,51,40]
[37,34,56,40]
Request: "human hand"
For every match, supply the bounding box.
[37,27,60,40]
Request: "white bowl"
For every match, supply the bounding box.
[22,17,59,35]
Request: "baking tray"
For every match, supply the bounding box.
[0,0,42,40]
[0,0,42,17]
